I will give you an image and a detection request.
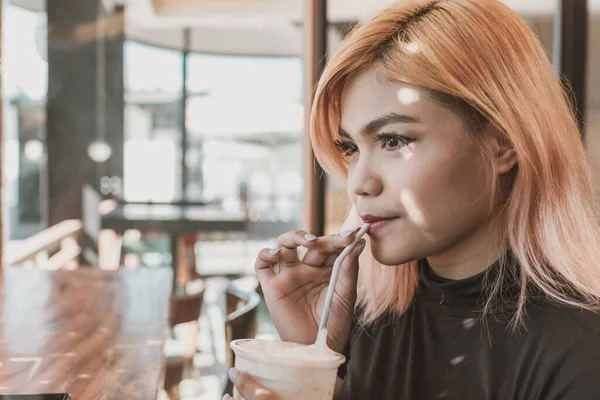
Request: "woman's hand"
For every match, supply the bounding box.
[254,228,366,354]
[223,368,281,400]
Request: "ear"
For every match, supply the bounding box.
[497,141,517,174]
[485,126,517,174]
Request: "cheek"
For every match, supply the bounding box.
[400,152,491,226]
[347,191,358,209]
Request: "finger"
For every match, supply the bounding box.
[254,248,280,283]
[336,238,366,297]
[325,252,341,267]
[301,243,342,268]
[301,227,361,268]
[342,238,366,273]
[276,230,319,267]
[231,369,279,400]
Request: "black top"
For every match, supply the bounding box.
[335,257,600,400]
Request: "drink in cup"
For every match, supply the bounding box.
[228,225,368,399]
[230,338,345,400]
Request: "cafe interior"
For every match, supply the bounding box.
[0,0,598,399]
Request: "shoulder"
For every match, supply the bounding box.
[349,309,406,340]
[525,297,600,336]
[524,300,600,399]
[540,326,600,399]
[520,297,600,357]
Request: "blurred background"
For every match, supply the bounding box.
[0,0,599,399]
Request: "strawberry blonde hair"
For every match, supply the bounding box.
[310,0,600,325]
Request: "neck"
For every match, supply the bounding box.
[427,220,505,280]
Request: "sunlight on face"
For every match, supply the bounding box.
[400,190,426,227]
[397,88,420,105]
[339,68,494,266]
[400,150,414,160]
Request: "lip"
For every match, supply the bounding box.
[360,214,398,234]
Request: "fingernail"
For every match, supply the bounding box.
[222,395,231,400]
[269,248,281,255]
[340,227,359,237]
[358,240,366,255]
[304,234,317,241]
[228,368,238,383]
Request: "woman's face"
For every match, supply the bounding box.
[339,68,498,266]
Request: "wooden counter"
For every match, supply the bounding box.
[0,267,173,399]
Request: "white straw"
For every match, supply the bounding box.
[315,223,371,345]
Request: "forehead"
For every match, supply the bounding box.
[339,68,460,135]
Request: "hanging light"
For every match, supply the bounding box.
[24,139,44,162]
[89,0,112,164]
[87,140,112,163]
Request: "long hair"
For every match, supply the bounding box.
[310,0,600,325]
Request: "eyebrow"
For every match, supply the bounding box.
[338,113,422,139]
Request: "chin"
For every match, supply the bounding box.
[368,240,415,266]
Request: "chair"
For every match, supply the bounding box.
[222,285,261,396]
[175,233,200,288]
[82,184,121,269]
[164,285,206,400]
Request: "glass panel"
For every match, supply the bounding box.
[186,54,303,235]
[123,41,183,202]
[2,4,47,240]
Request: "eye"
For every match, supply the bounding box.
[375,133,415,151]
[334,140,358,157]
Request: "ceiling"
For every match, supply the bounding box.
[145,0,600,22]
[9,0,600,57]
[8,0,600,112]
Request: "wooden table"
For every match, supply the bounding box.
[0,267,173,399]
[101,204,248,290]
[100,204,247,235]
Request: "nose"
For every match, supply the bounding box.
[348,155,383,197]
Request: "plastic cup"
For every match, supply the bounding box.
[230,339,345,400]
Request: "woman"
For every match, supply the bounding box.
[226,0,600,399]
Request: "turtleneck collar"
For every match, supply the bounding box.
[417,253,520,316]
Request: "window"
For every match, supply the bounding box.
[123,41,183,202]
[2,4,48,240]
